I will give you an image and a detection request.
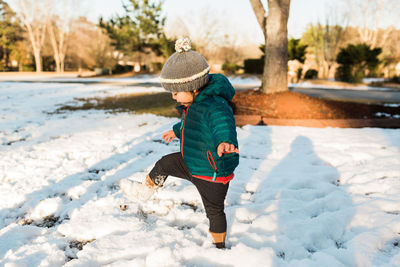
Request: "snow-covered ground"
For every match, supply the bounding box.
[0,74,161,84]
[1,81,400,266]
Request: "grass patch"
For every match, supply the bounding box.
[56,92,180,117]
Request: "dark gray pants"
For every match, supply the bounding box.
[149,152,229,233]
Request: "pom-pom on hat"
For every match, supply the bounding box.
[160,37,210,92]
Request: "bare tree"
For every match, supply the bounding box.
[302,24,347,78]
[178,8,225,60]
[17,0,50,72]
[47,0,80,72]
[216,34,244,64]
[167,7,252,67]
[250,0,291,94]
[375,28,400,77]
[47,16,65,72]
[345,0,399,49]
[69,17,117,74]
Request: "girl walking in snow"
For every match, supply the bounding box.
[120,38,239,249]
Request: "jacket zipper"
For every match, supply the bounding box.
[180,106,189,159]
[206,150,218,181]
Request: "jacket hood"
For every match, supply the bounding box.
[194,74,235,103]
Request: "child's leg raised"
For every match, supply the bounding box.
[120,152,191,201]
[148,152,192,186]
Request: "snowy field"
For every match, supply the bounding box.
[1,81,400,266]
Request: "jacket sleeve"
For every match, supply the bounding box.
[207,101,238,148]
[172,121,182,139]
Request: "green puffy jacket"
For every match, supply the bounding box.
[172,73,239,184]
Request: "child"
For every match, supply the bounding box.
[120,38,239,249]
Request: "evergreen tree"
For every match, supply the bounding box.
[152,35,176,59]
[99,0,169,62]
[335,43,381,83]
[288,38,307,63]
[0,0,24,71]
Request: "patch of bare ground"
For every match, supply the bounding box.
[232,90,400,128]
[55,92,179,117]
[233,90,399,119]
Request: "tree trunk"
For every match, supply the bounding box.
[60,55,65,72]
[33,48,42,73]
[59,42,65,73]
[25,24,43,73]
[250,0,290,94]
[54,54,61,73]
[48,21,61,72]
[263,0,290,93]
[59,31,66,73]
[19,0,50,73]
[5,49,10,70]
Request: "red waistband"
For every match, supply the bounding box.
[192,173,234,184]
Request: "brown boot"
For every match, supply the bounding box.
[210,231,226,249]
[145,175,157,188]
[120,175,158,202]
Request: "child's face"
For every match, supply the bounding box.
[172,91,194,106]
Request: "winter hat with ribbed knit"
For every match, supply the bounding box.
[160,38,210,92]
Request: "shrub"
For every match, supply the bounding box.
[335,43,381,83]
[222,62,242,74]
[304,69,318,79]
[112,64,133,74]
[42,56,55,71]
[21,65,35,72]
[288,38,307,63]
[335,65,352,82]
[297,68,303,81]
[141,65,148,72]
[388,75,400,84]
[244,58,264,74]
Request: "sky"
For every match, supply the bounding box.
[81,0,334,44]
[6,0,400,46]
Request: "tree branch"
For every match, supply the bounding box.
[249,0,266,36]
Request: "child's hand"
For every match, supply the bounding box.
[162,130,176,143]
[217,142,239,157]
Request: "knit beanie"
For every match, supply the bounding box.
[160,38,210,92]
